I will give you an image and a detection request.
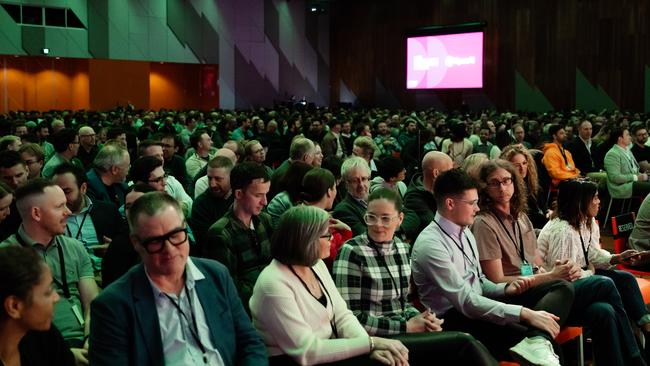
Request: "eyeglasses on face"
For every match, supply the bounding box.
[454,198,480,207]
[364,213,399,227]
[138,227,188,254]
[487,177,513,188]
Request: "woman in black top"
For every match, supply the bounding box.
[0,246,74,366]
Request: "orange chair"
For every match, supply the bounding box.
[611,212,650,276]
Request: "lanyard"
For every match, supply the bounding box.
[289,266,339,338]
[163,283,209,364]
[559,147,569,166]
[66,209,90,240]
[368,237,405,313]
[16,234,71,299]
[492,212,526,263]
[433,219,478,274]
[578,228,592,269]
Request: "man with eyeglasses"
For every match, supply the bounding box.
[42,128,84,179]
[1,178,100,366]
[89,191,267,365]
[77,126,99,170]
[411,169,573,365]
[333,156,372,236]
[139,141,193,217]
[205,162,273,314]
[19,143,45,179]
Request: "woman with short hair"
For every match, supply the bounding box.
[0,246,75,366]
[250,205,409,366]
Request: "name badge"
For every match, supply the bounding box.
[71,302,85,326]
[520,262,534,276]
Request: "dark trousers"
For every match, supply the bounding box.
[269,331,499,366]
[567,275,644,366]
[596,269,649,324]
[440,279,574,361]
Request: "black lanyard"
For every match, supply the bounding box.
[163,283,209,364]
[65,209,90,240]
[559,147,569,166]
[492,212,526,263]
[16,234,71,299]
[433,219,479,274]
[289,266,339,338]
[368,237,405,313]
[578,229,592,269]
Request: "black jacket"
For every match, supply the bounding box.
[401,174,436,241]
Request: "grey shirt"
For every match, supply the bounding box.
[411,212,522,325]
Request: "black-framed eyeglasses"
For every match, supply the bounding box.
[138,227,188,254]
[487,177,513,188]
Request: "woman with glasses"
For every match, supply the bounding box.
[333,188,498,365]
[473,161,646,365]
[500,144,549,229]
[250,205,409,366]
[0,245,75,366]
[538,178,650,360]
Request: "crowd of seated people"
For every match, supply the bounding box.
[2,106,650,364]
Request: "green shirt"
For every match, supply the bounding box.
[1,226,94,343]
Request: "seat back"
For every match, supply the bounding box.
[611,212,636,254]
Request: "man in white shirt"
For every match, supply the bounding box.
[411,169,573,365]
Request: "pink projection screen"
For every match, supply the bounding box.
[406,32,483,89]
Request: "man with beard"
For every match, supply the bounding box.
[52,163,123,272]
[191,156,235,253]
[542,124,580,187]
[205,161,272,313]
[631,123,650,173]
[0,178,100,365]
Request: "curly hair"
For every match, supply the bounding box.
[477,159,528,218]
[500,144,539,198]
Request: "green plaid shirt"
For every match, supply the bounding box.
[205,208,273,312]
[333,234,420,336]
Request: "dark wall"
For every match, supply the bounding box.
[330,0,650,111]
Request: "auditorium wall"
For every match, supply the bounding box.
[0,0,328,110]
[330,0,650,112]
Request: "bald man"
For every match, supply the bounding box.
[402,151,453,241]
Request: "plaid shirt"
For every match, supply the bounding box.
[333,234,420,336]
[205,208,273,312]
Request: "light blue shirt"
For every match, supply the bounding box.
[411,212,522,325]
[65,196,100,270]
[146,258,225,366]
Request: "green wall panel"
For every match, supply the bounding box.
[575,68,617,112]
[514,70,554,113]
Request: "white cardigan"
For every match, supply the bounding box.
[250,259,370,365]
[537,217,613,278]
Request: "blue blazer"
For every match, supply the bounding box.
[89,258,268,366]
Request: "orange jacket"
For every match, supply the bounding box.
[542,143,580,186]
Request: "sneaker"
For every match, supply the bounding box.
[509,336,561,366]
